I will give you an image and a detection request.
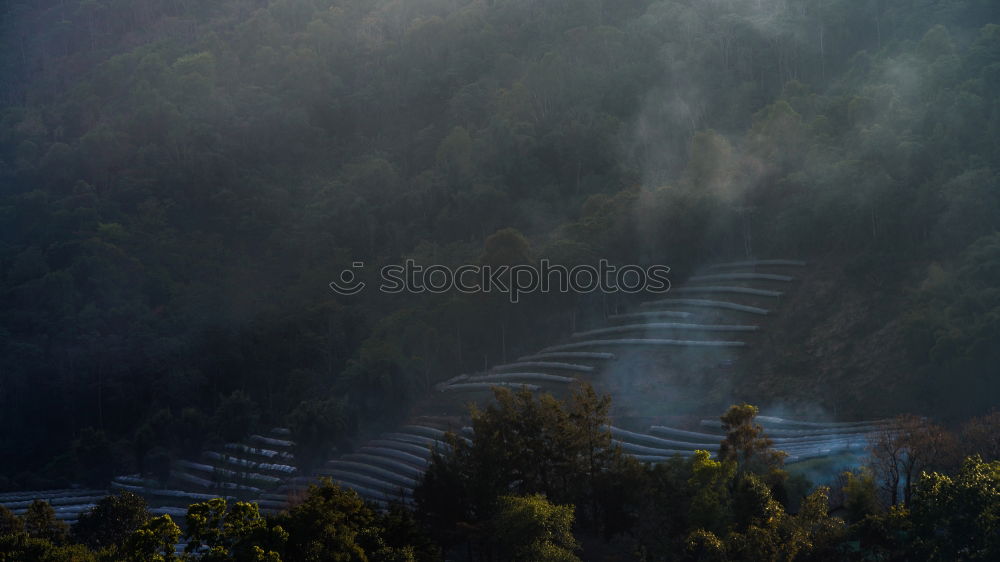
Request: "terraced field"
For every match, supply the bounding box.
[2,260,890,515]
[288,259,890,505]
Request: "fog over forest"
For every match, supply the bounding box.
[1,1,1000,560]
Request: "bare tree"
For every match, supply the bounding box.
[868,421,905,506]
[868,415,959,506]
[961,411,1000,462]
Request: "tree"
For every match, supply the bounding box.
[175,408,211,457]
[493,494,580,562]
[340,337,411,421]
[868,422,907,506]
[272,479,374,562]
[480,228,531,266]
[685,528,727,561]
[841,468,880,523]
[72,491,151,550]
[0,505,22,536]
[22,501,68,544]
[718,404,787,477]
[683,129,737,200]
[71,428,117,488]
[909,456,1000,560]
[212,391,262,443]
[185,498,285,560]
[713,485,845,561]
[121,514,182,562]
[415,384,628,550]
[784,486,846,559]
[686,450,737,535]
[961,411,1000,461]
[731,473,781,531]
[630,457,695,557]
[869,415,958,506]
[435,127,475,188]
[134,409,175,475]
[287,398,351,473]
[0,532,98,561]
[364,504,439,562]
[564,384,626,532]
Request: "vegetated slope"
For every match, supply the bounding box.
[737,247,1000,423]
[290,258,895,509]
[737,256,918,419]
[1,0,999,491]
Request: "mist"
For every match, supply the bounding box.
[2,0,1000,559]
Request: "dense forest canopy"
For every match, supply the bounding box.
[3,390,1000,560]
[1,0,999,528]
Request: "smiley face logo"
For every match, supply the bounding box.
[329,262,366,295]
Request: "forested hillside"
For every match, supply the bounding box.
[2,0,999,500]
[3,392,1000,560]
